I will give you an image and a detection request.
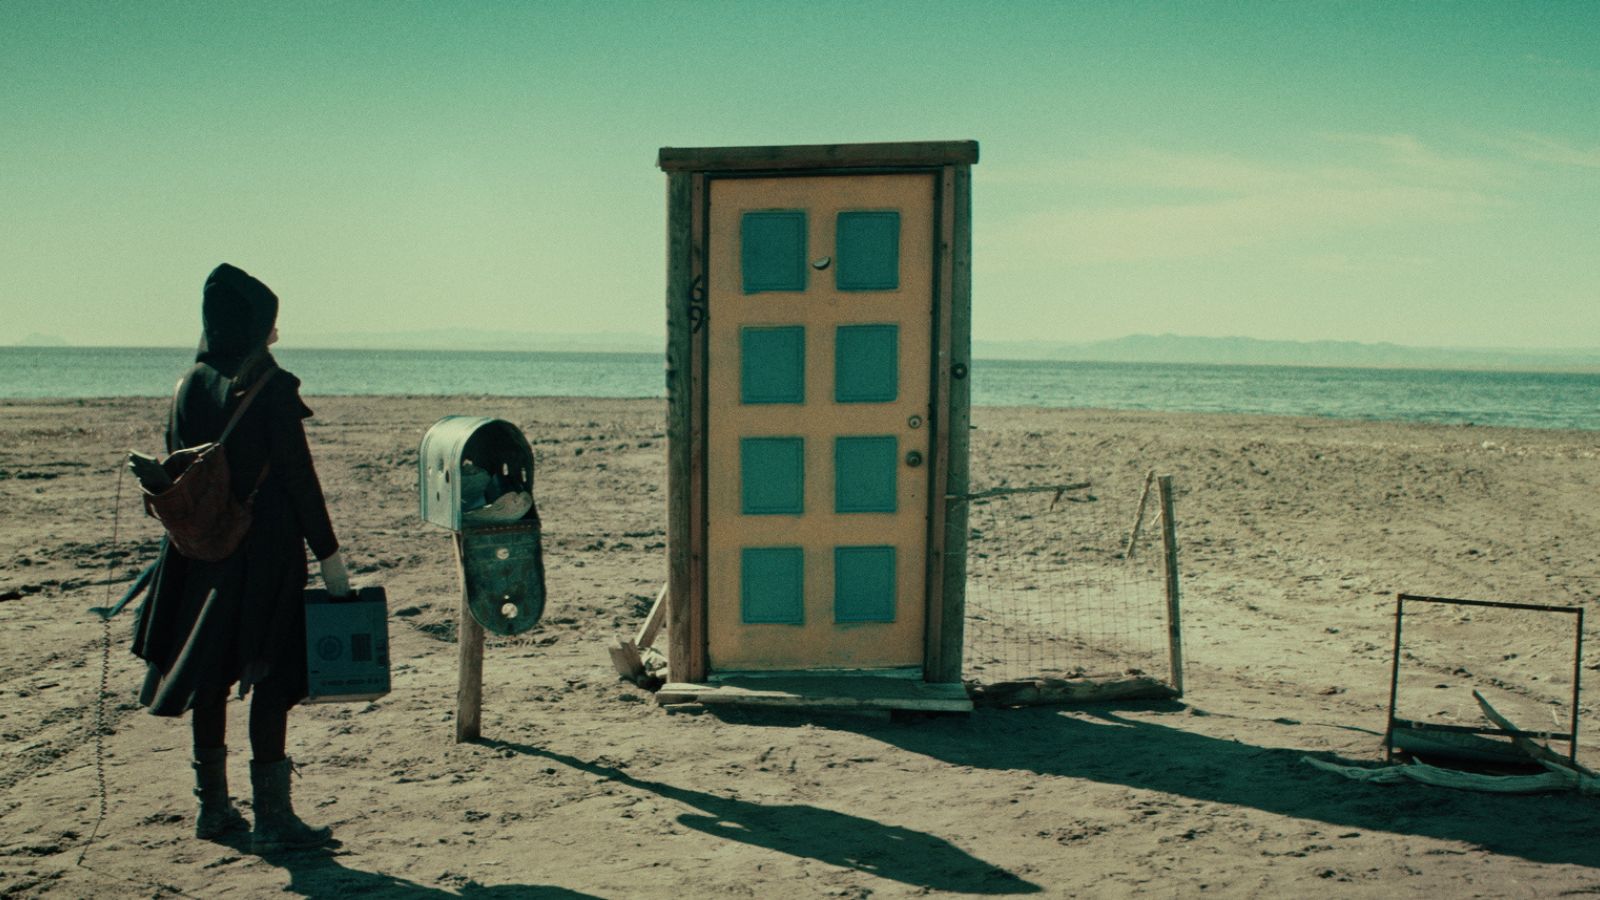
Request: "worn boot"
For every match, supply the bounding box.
[249,758,333,853]
[193,746,249,839]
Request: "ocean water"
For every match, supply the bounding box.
[2,346,1597,431]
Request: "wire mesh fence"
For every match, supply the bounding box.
[963,470,1176,691]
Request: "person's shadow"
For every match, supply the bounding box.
[835,703,1600,869]
[209,833,600,898]
[484,739,1041,895]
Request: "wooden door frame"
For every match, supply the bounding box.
[661,142,977,684]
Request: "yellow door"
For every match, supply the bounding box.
[706,174,935,671]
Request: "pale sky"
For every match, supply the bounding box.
[3,1,1597,349]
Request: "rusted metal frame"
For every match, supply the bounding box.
[1573,607,1585,760]
[1387,592,1585,763]
[1396,592,1585,616]
[1384,593,1404,762]
[659,141,980,173]
[923,166,955,683]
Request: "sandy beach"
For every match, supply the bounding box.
[2,395,1597,898]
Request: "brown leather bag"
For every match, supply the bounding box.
[139,371,274,562]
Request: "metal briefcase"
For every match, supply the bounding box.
[304,586,391,703]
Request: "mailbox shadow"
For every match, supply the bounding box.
[485,740,1041,895]
[831,704,1600,869]
[253,843,601,899]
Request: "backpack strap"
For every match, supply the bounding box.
[217,368,278,444]
[165,377,183,453]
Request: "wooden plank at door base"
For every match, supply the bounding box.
[608,636,646,682]
[968,676,1177,708]
[655,677,973,713]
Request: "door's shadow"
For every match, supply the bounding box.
[485,740,1040,895]
[823,704,1600,869]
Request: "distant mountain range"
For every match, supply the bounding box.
[974,334,1600,371]
[293,329,1600,370]
[10,329,1598,371]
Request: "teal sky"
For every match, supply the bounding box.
[4,1,1597,349]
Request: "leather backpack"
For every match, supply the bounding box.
[137,370,275,561]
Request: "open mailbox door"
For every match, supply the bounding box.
[419,416,546,635]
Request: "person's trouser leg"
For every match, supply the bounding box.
[247,682,288,764]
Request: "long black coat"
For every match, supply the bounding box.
[131,363,339,716]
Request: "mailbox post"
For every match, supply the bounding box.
[419,416,547,741]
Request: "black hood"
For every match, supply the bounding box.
[196,263,278,372]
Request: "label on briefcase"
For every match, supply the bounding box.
[304,586,392,703]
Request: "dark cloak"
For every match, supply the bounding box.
[131,264,339,716]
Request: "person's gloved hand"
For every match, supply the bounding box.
[319,550,352,597]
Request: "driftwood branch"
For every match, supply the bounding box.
[1307,691,1598,796]
[1303,756,1579,794]
[949,482,1091,503]
[1474,690,1598,784]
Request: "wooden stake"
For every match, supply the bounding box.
[453,534,484,743]
[1158,475,1184,697]
[1124,469,1156,560]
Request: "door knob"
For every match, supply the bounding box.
[905,450,923,468]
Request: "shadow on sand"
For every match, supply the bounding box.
[207,832,601,898]
[802,702,1600,869]
[486,739,1041,895]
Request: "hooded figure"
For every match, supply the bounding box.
[198,263,278,369]
[131,263,342,851]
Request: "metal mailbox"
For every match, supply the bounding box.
[419,416,546,636]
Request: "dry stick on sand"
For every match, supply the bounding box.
[610,584,669,684]
[635,583,669,651]
[952,482,1090,502]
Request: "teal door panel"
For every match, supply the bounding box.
[742,211,808,293]
[834,436,898,513]
[835,211,900,291]
[834,324,899,403]
[742,326,806,404]
[741,547,805,624]
[834,545,896,622]
[741,437,805,514]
